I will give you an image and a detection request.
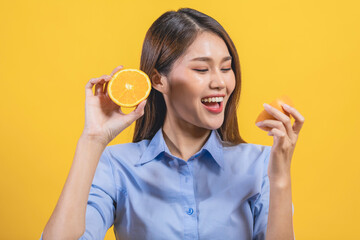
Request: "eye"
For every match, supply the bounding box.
[222,68,232,72]
[193,69,208,72]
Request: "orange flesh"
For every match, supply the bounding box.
[107,69,151,107]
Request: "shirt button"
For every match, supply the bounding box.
[186,208,194,215]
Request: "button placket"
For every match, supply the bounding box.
[179,161,199,239]
[180,163,197,216]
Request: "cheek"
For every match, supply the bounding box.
[226,73,236,95]
[169,72,203,103]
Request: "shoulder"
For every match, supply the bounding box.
[223,142,271,159]
[222,142,271,172]
[103,139,151,166]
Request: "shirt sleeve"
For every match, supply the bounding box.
[252,146,295,240]
[39,147,117,240]
[78,147,117,239]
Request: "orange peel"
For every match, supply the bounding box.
[255,95,294,123]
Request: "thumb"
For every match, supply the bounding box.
[123,99,147,124]
[133,99,147,116]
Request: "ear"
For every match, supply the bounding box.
[150,68,169,95]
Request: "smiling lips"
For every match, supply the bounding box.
[201,95,225,113]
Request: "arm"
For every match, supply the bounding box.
[41,65,146,239]
[255,102,305,240]
[266,177,294,240]
[42,135,107,239]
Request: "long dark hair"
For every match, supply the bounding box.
[133,8,247,145]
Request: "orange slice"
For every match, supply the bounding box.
[107,68,151,108]
[255,95,294,123]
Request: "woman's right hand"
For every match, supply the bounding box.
[82,65,147,146]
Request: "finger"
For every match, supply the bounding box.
[120,99,147,125]
[133,99,147,115]
[268,128,286,138]
[103,80,109,94]
[94,75,108,96]
[256,120,286,133]
[85,78,96,97]
[263,103,295,139]
[110,65,124,77]
[86,74,112,97]
[86,77,104,97]
[281,104,305,134]
[95,83,104,95]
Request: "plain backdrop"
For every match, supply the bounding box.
[0,0,359,239]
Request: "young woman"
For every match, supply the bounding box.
[41,7,304,240]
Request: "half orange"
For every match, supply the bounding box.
[255,95,294,123]
[107,68,151,108]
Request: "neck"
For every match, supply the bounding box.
[162,116,211,162]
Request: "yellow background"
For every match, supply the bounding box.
[1,0,359,239]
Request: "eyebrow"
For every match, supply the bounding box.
[190,56,232,62]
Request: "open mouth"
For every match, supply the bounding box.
[201,96,224,113]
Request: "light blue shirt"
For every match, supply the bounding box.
[40,127,294,240]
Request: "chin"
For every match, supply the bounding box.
[203,119,224,130]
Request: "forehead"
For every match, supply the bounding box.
[181,31,230,62]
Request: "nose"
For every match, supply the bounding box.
[209,69,226,90]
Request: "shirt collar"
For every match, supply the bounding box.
[135,127,224,169]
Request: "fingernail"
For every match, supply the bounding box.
[256,122,262,126]
[282,103,290,108]
[263,103,270,108]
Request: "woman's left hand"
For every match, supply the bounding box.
[255,103,305,184]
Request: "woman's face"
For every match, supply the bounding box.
[162,31,236,130]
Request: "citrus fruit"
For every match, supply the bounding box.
[255,95,294,123]
[107,68,151,108]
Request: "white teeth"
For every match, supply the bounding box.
[201,96,224,103]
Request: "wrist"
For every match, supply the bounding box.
[268,174,292,189]
[80,131,109,147]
